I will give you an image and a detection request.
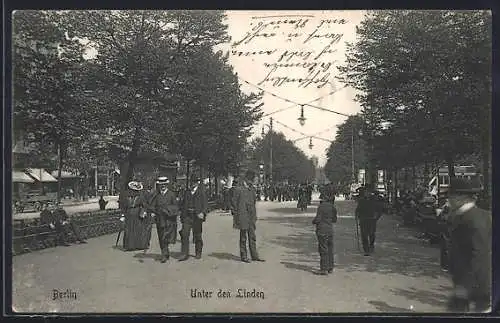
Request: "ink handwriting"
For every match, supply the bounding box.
[231,14,347,89]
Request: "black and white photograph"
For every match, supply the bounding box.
[9,9,492,313]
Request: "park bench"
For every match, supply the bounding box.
[12,209,123,256]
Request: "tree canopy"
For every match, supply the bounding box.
[248,131,315,184]
[328,10,491,192]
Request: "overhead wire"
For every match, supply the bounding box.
[240,77,351,117]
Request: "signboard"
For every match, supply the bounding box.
[358,169,366,185]
[377,170,384,183]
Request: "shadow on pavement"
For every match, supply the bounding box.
[368,300,413,313]
[390,286,449,308]
[209,252,241,262]
[281,261,316,274]
[267,207,315,215]
[112,245,126,251]
[263,202,447,280]
[134,252,161,262]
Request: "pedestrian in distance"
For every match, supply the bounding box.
[148,177,179,263]
[231,169,265,263]
[312,192,337,275]
[355,184,382,256]
[446,177,491,313]
[178,174,209,261]
[98,194,108,211]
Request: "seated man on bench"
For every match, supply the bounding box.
[40,203,87,246]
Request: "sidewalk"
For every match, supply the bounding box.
[12,199,452,313]
[59,195,119,207]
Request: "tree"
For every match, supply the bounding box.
[324,115,366,190]
[57,10,245,206]
[338,10,491,193]
[249,131,315,184]
[13,10,89,202]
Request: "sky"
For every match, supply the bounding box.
[221,10,367,166]
[79,10,367,167]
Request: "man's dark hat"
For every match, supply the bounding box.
[449,177,482,194]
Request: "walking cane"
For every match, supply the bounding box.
[354,214,361,252]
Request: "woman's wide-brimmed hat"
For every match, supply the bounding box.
[128,181,144,191]
[156,176,170,185]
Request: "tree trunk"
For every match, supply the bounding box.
[481,132,490,197]
[56,142,65,203]
[412,165,416,190]
[82,171,89,201]
[446,155,455,179]
[119,126,141,210]
[393,168,398,202]
[186,160,191,191]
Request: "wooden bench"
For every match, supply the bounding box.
[12,209,123,255]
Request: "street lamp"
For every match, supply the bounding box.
[261,118,273,183]
[309,137,314,150]
[298,105,306,126]
[259,162,265,185]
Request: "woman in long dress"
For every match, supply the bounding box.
[122,181,152,251]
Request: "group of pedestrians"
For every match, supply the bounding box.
[311,183,384,276]
[119,175,209,263]
[119,170,266,264]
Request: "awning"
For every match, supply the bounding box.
[13,171,35,183]
[51,170,80,179]
[25,168,58,182]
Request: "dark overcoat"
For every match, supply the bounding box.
[449,205,491,298]
[232,182,257,230]
[149,190,179,224]
[181,185,209,222]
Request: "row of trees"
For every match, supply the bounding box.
[325,10,491,197]
[247,131,316,184]
[13,10,263,203]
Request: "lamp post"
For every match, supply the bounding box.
[298,105,306,126]
[259,162,265,185]
[261,117,273,183]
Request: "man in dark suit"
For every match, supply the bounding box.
[149,176,179,263]
[179,175,208,261]
[446,177,491,312]
[355,184,382,256]
[232,170,265,263]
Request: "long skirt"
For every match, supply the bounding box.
[123,208,152,251]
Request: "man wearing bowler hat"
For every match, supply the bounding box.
[446,176,491,312]
[232,169,265,263]
[179,174,208,261]
[149,176,179,263]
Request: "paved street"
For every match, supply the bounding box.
[12,195,453,313]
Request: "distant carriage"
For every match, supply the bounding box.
[13,168,58,213]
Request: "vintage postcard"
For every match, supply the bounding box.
[10,9,492,314]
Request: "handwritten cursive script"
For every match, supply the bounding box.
[231,14,346,89]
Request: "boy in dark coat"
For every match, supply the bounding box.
[446,177,491,312]
[312,193,337,275]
